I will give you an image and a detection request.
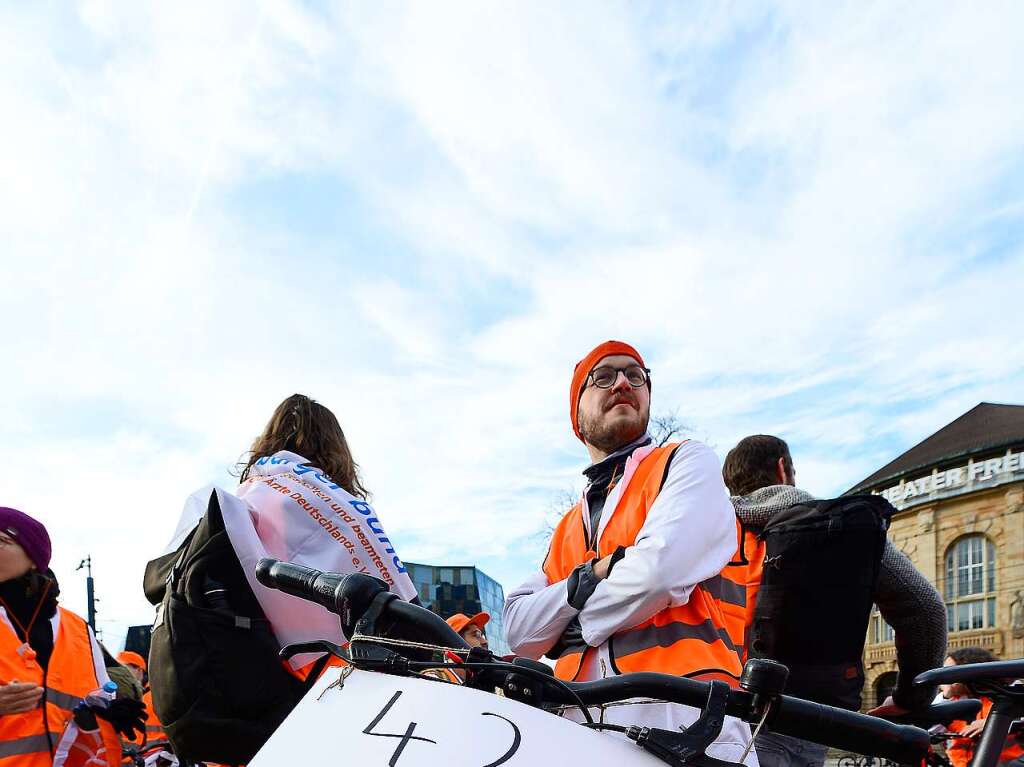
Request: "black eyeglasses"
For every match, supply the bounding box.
[585,364,650,389]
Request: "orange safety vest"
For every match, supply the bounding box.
[140,690,165,745]
[716,522,765,660]
[0,607,122,767]
[543,444,743,682]
[947,697,1024,767]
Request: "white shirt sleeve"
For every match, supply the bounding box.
[578,440,736,647]
[88,624,112,687]
[502,571,580,659]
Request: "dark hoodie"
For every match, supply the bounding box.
[732,485,947,710]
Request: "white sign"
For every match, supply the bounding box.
[874,448,1024,507]
[251,668,662,767]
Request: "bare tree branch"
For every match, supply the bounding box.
[538,487,579,542]
[649,409,692,447]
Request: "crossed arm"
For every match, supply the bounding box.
[503,441,736,658]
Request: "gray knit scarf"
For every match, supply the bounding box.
[730,484,816,528]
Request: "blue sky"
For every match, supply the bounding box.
[1,1,1023,648]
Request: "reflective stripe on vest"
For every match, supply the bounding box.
[46,687,83,713]
[699,574,747,608]
[613,617,740,657]
[0,734,52,758]
[543,443,742,682]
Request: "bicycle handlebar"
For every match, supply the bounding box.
[255,558,930,764]
[255,558,354,614]
[254,558,468,651]
[881,699,982,727]
[915,660,1024,688]
[545,674,929,764]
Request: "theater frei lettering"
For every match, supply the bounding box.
[875,447,1024,507]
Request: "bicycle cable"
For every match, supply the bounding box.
[345,632,594,724]
[402,660,595,724]
[739,699,773,764]
[581,722,631,733]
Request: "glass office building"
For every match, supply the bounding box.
[406,562,509,655]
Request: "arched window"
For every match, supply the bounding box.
[874,671,898,707]
[944,535,996,632]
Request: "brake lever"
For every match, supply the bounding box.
[625,679,735,767]
[279,639,348,662]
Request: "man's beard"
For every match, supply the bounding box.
[579,402,649,454]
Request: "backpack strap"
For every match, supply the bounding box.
[726,519,755,567]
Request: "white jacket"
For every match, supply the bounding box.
[503,440,757,765]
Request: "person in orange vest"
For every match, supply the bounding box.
[503,340,755,764]
[421,613,491,684]
[446,613,489,650]
[114,652,165,751]
[941,647,1024,767]
[0,507,144,766]
[720,435,947,767]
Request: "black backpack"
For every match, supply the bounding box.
[746,495,893,710]
[143,491,325,765]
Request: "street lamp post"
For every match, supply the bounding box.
[76,555,96,633]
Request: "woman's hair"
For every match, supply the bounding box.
[948,647,998,666]
[238,394,369,499]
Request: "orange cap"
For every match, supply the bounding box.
[446,612,489,636]
[569,340,647,442]
[117,650,146,671]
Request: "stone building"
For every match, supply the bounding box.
[847,403,1024,708]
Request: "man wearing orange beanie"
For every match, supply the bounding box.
[504,341,756,764]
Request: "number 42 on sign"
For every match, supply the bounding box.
[251,667,661,766]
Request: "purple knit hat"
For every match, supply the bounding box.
[0,507,52,572]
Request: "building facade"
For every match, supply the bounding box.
[406,561,509,655]
[848,403,1024,707]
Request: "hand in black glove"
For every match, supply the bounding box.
[605,545,627,575]
[545,616,587,661]
[566,561,601,610]
[72,702,99,731]
[566,545,628,610]
[93,697,147,740]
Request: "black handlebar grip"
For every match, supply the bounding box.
[254,558,342,610]
[255,558,403,638]
[771,696,930,764]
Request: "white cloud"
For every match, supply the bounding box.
[1,0,1023,643]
